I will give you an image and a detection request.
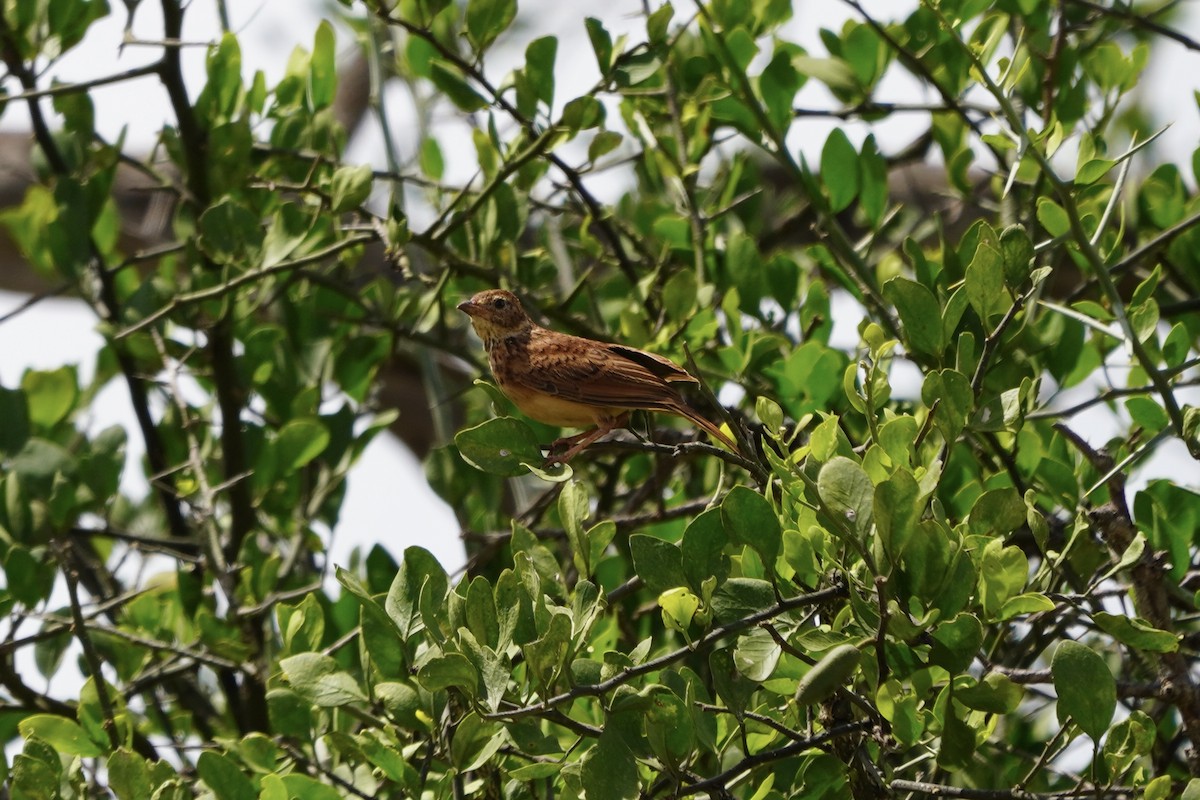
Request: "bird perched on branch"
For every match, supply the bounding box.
[458,289,739,463]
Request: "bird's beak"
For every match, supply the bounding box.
[457,300,477,316]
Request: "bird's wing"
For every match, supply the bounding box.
[513,328,693,411]
[604,344,699,385]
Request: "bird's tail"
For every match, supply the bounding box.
[677,404,741,456]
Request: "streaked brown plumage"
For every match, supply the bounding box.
[458,289,739,462]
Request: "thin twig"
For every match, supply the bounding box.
[484,583,846,721]
[52,540,120,749]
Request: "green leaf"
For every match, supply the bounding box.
[734,626,781,682]
[196,197,262,266]
[275,418,330,472]
[999,225,1034,287]
[562,96,605,131]
[817,456,874,535]
[22,367,76,429]
[1143,776,1174,800]
[682,508,730,593]
[45,0,108,53]
[996,593,1055,620]
[449,712,504,771]
[978,539,1027,620]
[279,774,344,800]
[416,653,479,697]
[11,438,73,484]
[630,534,687,595]
[967,487,1025,535]
[1126,397,1169,432]
[196,33,242,125]
[965,225,1009,321]
[877,416,918,468]
[266,688,313,739]
[795,644,861,705]
[646,3,674,42]
[494,569,536,647]
[107,749,151,800]
[329,163,373,212]
[929,613,983,673]
[466,0,516,52]
[415,138,444,181]
[1052,641,1116,739]
[196,751,255,800]
[455,416,544,477]
[280,653,367,707]
[430,60,488,111]
[1103,711,1156,779]
[710,578,775,624]
[580,730,639,800]
[1092,612,1179,653]
[7,546,54,605]
[522,36,557,111]
[937,701,976,769]
[523,612,570,688]
[884,278,943,357]
[309,21,336,110]
[585,17,613,73]
[859,134,888,224]
[1036,198,1070,238]
[956,672,1023,713]
[794,55,859,94]
[17,716,102,758]
[659,586,701,631]
[644,687,695,767]
[874,469,918,562]
[510,763,563,780]
[386,546,448,640]
[820,128,859,213]
[721,486,781,567]
[760,45,800,132]
[1076,157,1116,185]
[559,479,591,574]
[0,387,30,454]
[261,203,314,268]
[710,647,756,717]
[588,130,623,162]
[465,576,499,650]
[1165,322,1191,368]
[920,369,973,442]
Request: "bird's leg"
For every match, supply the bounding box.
[545,413,629,464]
[547,429,593,454]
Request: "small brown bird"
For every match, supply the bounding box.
[458,289,739,462]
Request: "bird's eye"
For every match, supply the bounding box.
[492,298,507,309]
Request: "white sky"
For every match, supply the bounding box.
[1,0,1198,578]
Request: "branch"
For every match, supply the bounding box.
[1064,0,1200,52]
[889,779,1140,799]
[115,234,375,338]
[485,583,846,721]
[0,13,191,541]
[52,540,120,749]
[585,436,767,484]
[3,62,162,102]
[1056,422,1200,774]
[372,6,651,293]
[677,721,873,796]
[927,2,1195,458]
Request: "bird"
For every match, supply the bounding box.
[457,288,740,463]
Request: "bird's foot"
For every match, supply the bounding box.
[543,426,612,465]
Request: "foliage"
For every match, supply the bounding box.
[1,0,1200,798]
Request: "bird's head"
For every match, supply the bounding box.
[458,289,533,345]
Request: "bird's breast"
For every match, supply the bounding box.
[502,384,608,428]
[485,336,612,428]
